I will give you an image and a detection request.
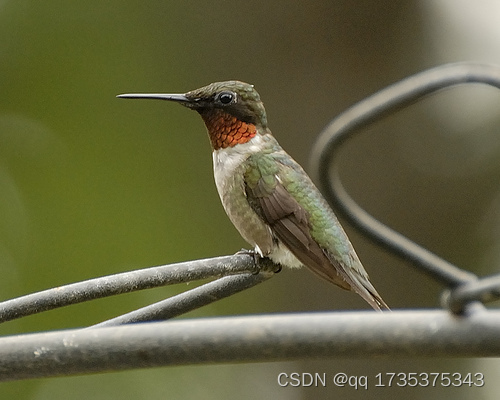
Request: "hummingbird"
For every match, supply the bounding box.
[118,81,389,311]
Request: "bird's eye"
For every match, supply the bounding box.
[216,91,235,105]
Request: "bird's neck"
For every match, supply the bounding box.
[200,109,261,150]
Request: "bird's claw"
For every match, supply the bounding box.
[235,248,262,274]
[234,249,281,274]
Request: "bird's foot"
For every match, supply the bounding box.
[234,249,281,274]
[234,248,261,274]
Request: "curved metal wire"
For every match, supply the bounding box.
[89,273,272,328]
[311,62,500,313]
[0,254,274,324]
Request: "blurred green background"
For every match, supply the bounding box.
[1,1,500,399]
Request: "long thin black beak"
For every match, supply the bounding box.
[116,93,190,103]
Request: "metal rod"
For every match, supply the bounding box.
[90,273,273,327]
[1,309,498,382]
[0,254,268,324]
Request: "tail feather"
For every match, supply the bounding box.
[310,253,390,312]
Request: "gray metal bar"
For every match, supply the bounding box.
[1,309,499,382]
[0,254,265,324]
[90,273,273,327]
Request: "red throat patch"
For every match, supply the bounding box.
[201,110,257,150]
